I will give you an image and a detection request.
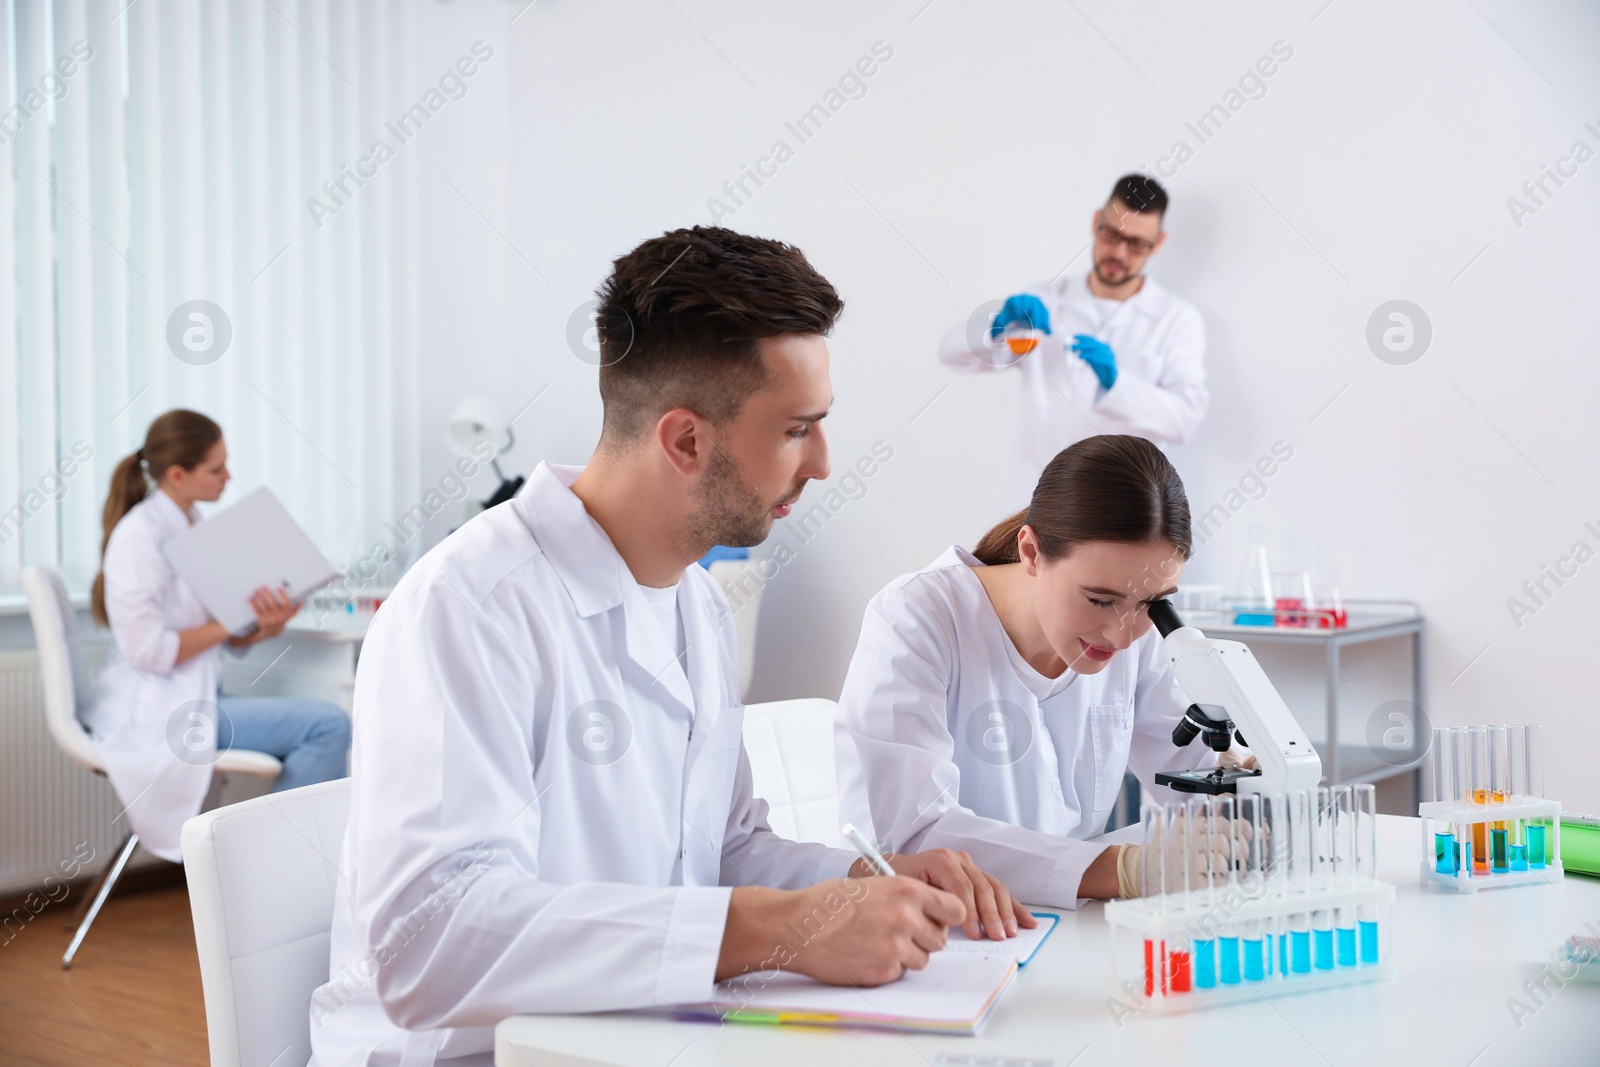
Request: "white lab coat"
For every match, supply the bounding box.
[81,490,223,862]
[309,462,855,1067]
[940,273,1208,507]
[834,546,1215,910]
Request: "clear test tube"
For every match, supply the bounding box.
[1425,726,1446,800]
[1488,725,1511,873]
[1355,784,1380,964]
[1450,726,1473,877]
[1428,727,1456,874]
[1335,785,1359,966]
[1469,726,1491,876]
[1286,789,1313,974]
[1312,787,1336,970]
[1525,724,1548,868]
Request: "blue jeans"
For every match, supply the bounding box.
[216,696,351,793]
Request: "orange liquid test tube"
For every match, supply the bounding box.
[1470,727,1490,875]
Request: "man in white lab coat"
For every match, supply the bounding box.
[309,227,1032,1067]
[940,174,1209,507]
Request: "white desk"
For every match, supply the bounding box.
[496,816,1599,1066]
[218,611,372,712]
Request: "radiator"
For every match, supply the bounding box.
[0,648,165,897]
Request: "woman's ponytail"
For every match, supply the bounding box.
[972,509,1028,566]
[91,452,150,624]
[91,410,222,626]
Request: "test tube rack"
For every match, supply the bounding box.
[1417,797,1563,893]
[1104,784,1396,1016]
[1421,723,1558,893]
[1104,879,1396,1014]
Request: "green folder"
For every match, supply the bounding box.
[1560,818,1600,877]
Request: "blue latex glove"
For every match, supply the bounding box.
[1071,334,1118,390]
[989,294,1052,339]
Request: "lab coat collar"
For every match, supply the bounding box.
[513,462,699,713]
[945,543,1078,701]
[1060,271,1171,321]
[514,463,630,619]
[147,486,199,530]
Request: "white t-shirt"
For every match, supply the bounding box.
[637,579,685,661]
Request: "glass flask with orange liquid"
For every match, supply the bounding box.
[1002,320,1042,356]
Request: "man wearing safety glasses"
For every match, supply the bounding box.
[939,174,1208,508]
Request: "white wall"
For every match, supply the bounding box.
[407,0,1600,810]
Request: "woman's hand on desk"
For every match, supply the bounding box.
[228,586,301,647]
[855,848,1037,942]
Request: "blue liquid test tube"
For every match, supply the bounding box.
[1312,788,1336,970]
[1520,725,1547,869]
[1355,784,1380,964]
[1239,795,1268,982]
[1188,796,1217,989]
[1193,937,1217,989]
[1286,790,1312,974]
[1218,796,1243,986]
[1266,792,1289,981]
[1429,727,1457,874]
[1508,728,1529,871]
[1335,785,1358,967]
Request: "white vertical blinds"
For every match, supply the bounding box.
[0,0,420,591]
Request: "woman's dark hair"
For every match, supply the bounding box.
[91,409,223,625]
[972,435,1191,566]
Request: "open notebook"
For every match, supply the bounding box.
[941,912,1058,966]
[664,951,1017,1036]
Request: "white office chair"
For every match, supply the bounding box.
[741,697,844,846]
[183,778,349,1067]
[20,565,282,968]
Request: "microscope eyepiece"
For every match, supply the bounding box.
[1148,598,1184,638]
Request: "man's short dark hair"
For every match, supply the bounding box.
[593,226,844,444]
[1109,173,1169,217]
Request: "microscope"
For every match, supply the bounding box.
[1147,599,1323,796]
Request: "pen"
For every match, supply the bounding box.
[842,823,895,877]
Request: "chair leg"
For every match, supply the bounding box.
[61,832,139,969]
[64,829,131,933]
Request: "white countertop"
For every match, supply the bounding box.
[497,814,1598,1066]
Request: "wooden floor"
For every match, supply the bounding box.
[0,882,209,1066]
